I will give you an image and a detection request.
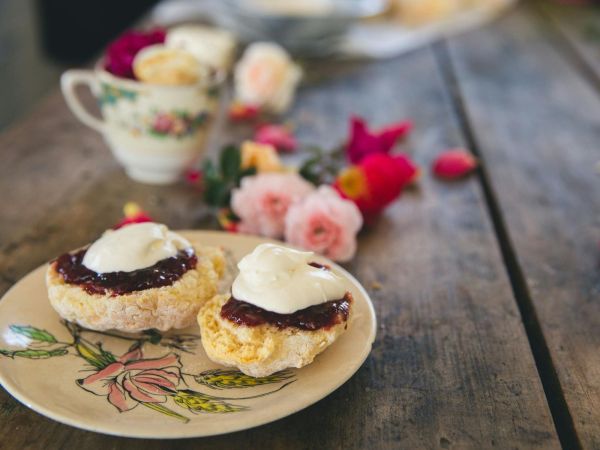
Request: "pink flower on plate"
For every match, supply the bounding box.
[285,186,363,262]
[77,347,181,412]
[231,172,315,238]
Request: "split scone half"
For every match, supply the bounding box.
[198,243,353,377]
[46,227,225,332]
[198,293,352,377]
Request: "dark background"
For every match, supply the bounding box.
[0,0,158,131]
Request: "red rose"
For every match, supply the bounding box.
[346,116,412,164]
[334,153,418,221]
[104,28,166,79]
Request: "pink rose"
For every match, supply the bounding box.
[231,173,314,238]
[285,186,363,262]
[254,124,297,153]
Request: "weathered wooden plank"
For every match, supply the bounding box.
[0,90,118,250]
[0,48,557,448]
[446,5,600,448]
[536,1,600,79]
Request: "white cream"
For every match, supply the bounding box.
[82,222,192,273]
[232,243,346,314]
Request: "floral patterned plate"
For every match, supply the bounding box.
[0,231,376,438]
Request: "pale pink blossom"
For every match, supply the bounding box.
[231,173,314,238]
[285,186,363,262]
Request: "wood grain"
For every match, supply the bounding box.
[0,90,117,251]
[446,4,600,448]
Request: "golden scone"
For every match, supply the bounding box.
[198,294,352,377]
[47,242,225,333]
[133,45,204,85]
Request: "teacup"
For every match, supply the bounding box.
[61,65,223,184]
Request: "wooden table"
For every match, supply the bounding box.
[1,2,599,449]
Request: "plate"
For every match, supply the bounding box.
[0,231,376,438]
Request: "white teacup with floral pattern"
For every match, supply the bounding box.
[61,65,223,185]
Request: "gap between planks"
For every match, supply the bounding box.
[431,41,583,450]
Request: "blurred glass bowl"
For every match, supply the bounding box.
[213,0,388,56]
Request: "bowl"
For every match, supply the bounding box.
[212,0,388,56]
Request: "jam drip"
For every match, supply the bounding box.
[221,293,351,331]
[54,248,197,296]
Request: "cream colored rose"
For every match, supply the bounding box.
[166,25,236,70]
[234,42,302,114]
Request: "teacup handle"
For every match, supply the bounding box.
[61,70,106,134]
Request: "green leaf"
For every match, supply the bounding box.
[12,348,68,359]
[220,145,241,180]
[204,179,230,208]
[75,340,115,369]
[202,159,218,178]
[299,158,322,186]
[235,167,256,186]
[207,86,220,98]
[9,325,57,343]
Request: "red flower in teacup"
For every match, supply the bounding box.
[105,28,166,79]
[285,186,363,262]
[346,116,412,164]
[77,347,181,412]
[334,153,418,222]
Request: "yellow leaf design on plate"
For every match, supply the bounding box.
[173,390,246,413]
[194,369,295,389]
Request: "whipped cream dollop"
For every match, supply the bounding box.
[82,222,192,273]
[232,243,346,314]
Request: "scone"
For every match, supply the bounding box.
[199,292,352,377]
[46,223,225,332]
[133,44,205,85]
[198,243,352,377]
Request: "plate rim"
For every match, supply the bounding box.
[0,230,377,439]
